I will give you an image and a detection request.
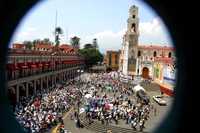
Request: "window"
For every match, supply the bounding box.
[115,54,118,64]
[168,52,172,58]
[131,23,136,32]
[132,15,135,18]
[153,51,157,57]
[109,53,112,66]
[138,50,141,57]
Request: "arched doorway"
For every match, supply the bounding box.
[168,52,172,58]
[153,51,157,57]
[142,67,149,79]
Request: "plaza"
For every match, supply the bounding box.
[54,72,173,133]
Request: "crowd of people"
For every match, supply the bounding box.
[77,72,153,131]
[13,72,154,133]
[14,80,83,133]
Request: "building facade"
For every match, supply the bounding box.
[137,45,175,78]
[6,43,85,105]
[119,5,139,76]
[104,50,120,71]
[118,5,176,96]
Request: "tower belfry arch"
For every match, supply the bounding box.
[120,5,139,76]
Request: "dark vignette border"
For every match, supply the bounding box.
[0,0,194,133]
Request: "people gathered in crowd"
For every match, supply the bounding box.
[78,72,153,132]
[13,72,154,133]
[14,80,82,133]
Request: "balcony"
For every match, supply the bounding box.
[6,62,84,81]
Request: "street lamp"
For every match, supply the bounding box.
[76,69,84,118]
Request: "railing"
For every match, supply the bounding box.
[6,64,84,82]
[7,66,82,87]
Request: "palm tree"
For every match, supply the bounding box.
[55,27,63,47]
[70,36,80,49]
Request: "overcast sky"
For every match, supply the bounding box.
[10,0,173,53]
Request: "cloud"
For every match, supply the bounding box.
[80,17,173,53]
[10,18,173,51]
[139,17,173,46]
[81,29,126,53]
[11,27,38,43]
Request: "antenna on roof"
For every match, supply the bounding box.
[54,10,58,45]
[55,10,57,29]
[66,27,68,43]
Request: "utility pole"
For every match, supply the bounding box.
[54,10,58,44]
[66,28,68,43]
[55,10,57,30]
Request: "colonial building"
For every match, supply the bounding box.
[119,5,176,96]
[6,43,85,106]
[120,44,176,96]
[104,50,120,71]
[137,45,175,79]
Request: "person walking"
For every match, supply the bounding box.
[154,107,157,116]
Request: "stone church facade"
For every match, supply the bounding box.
[119,5,139,76]
[119,5,176,82]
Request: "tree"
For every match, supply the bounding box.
[84,43,93,49]
[70,36,80,49]
[92,38,98,49]
[23,41,33,50]
[42,38,50,44]
[79,48,103,67]
[54,27,63,47]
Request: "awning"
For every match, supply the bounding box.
[6,64,19,70]
[55,61,61,64]
[63,61,71,64]
[21,65,28,69]
[31,64,37,68]
[38,64,43,67]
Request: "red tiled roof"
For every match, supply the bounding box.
[59,44,75,53]
[13,43,26,49]
[138,45,174,51]
[35,43,53,49]
[59,44,72,48]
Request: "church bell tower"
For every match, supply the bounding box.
[126,5,139,75]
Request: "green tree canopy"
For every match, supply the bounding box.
[54,27,63,47]
[23,41,33,50]
[70,36,80,48]
[42,38,53,44]
[79,48,103,67]
[84,43,94,49]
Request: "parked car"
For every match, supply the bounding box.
[153,95,167,105]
